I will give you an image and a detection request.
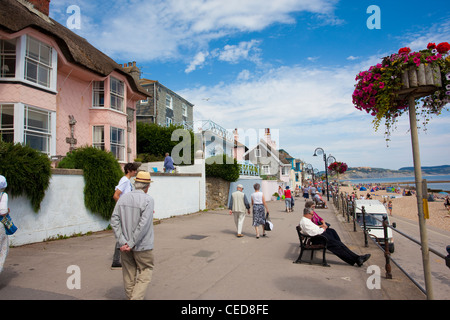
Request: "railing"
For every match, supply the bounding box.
[238,162,260,176]
[333,191,449,299]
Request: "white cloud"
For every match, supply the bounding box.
[307,56,320,62]
[237,69,251,81]
[346,55,359,61]
[51,0,340,62]
[215,40,262,64]
[179,61,450,169]
[185,52,209,73]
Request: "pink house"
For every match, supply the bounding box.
[0,0,149,164]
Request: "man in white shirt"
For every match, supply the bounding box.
[300,208,370,267]
[112,163,139,269]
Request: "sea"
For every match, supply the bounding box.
[345,174,450,192]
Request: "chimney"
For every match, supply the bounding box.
[233,128,239,141]
[25,0,51,16]
[124,61,141,82]
[263,128,276,149]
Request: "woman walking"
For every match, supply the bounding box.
[284,186,292,212]
[251,183,269,239]
[0,175,10,273]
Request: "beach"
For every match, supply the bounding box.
[339,185,450,232]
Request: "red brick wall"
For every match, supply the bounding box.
[26,0,50,15]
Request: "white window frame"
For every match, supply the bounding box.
[110,77,124,112]
[110,126,125,162]
[23,105,52,155]
[92,125,105,150]
[0,35,57,92]
[255,149,261,158]
[0,39,16,78]
[182,103,187,117]
[262,165,270,175]
[165,117,173,127]
[165,95,173,109]
[24,36,53,88]
[92,81,105,108]
[0,104,14,143]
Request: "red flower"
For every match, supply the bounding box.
[427,43,437,50]
[398,47,411,54]
[436,42,450,54]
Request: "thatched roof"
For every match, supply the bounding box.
[0,0,149,97]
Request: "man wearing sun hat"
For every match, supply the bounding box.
[111,171,155,300]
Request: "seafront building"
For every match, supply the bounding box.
[0,0,149,164]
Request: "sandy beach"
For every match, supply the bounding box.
[338,185,450,233]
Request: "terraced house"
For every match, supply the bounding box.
[0,0,149,163]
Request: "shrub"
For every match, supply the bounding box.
[0,141,51,212]
[205,154,240,182]
[137,122,195,165]
[58,146,123,220]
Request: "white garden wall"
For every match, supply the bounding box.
[8,160,206,246]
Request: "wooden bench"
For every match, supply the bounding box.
[293,225,330,267]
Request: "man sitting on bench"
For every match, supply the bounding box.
[313,193,327,208]
[300,208,371,267]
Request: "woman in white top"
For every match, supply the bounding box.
[251,183,269,238]
[0,175,10,273]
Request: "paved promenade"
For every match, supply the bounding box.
[0,197,425,300]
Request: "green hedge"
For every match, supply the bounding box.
[136,122,195,165]
[58,146,123,220]
[205,154,240,182]
[0,141,51,212]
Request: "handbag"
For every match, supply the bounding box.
[1,213,18,235]
[0,192,17,235]
[264,212,273,231]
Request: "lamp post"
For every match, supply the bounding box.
[313,147,331,201]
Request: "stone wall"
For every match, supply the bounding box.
[206,177,230,209]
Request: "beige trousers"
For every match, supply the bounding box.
[233,211,246,234]
[120,249,154,300]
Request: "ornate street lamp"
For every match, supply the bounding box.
[313,147,331,201]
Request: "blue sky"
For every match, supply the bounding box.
[49,0,450,170]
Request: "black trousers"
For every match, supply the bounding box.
[314,228,359,265]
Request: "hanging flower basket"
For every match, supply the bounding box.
[353,42,450,136]
[328,161,348,175]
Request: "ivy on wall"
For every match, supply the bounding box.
[58,146,123,220]
[0,141,52,212]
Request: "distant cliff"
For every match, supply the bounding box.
[399,165,450,175]
[338,167,413,179]
[336,165,450,179]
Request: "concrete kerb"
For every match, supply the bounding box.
[0,197,425,300]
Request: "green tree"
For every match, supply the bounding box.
[205,154,240,182]
[136,122,195,165]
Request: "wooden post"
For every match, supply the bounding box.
[408,95,433,300]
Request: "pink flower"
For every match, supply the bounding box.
[379,82,385,89]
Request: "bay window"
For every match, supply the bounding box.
[110,77,124,112]
[92,126,105,150]
[24,105,51,155]
[0,39,16,78]
[25,36,53,88]
[0,104,14,143]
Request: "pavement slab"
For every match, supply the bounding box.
[0,198,425,301]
